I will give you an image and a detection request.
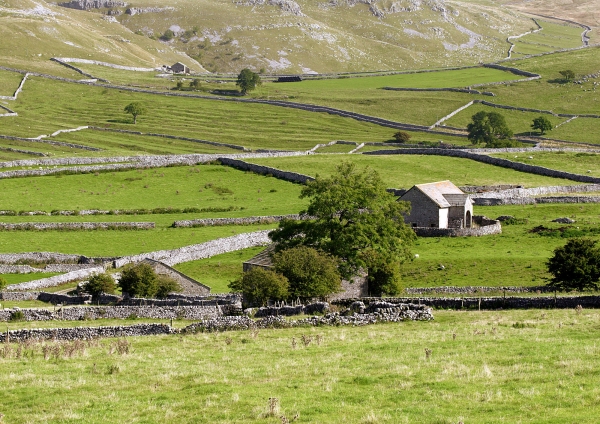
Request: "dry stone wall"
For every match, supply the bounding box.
[413,216,501,237]
[0,305,222,322]
[173,215,301,227]
[0,323,173,343]
[6,266,106,291]
[0,222,154,231]
[219,158,314,183]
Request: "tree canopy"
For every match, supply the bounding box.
[273,246,341,299]
[547,238,600,291]
[236,68,261,95]
[229,267,289,306]
[85,272,116,298]
[531,116,553,135]
[467,111,513,146]
[123,102,146,124]
[559,69,575,82]
[269,162,415,294]
[119,262,182,299]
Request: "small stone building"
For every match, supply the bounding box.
[243,246,368,300]
[142,258,210,295]
[399,180,473,229]
[171,62,190,74]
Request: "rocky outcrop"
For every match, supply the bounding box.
[58,1,127,10]
[125,6,174,15]
[234,0,304,16]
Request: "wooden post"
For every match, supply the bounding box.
[478,297,481,311]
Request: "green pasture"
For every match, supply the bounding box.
[3,309,600,423]
[0,272,59,285]
[0,138,86,161]
[174,246,265,293]
[443,103,566,136]
[0,69,23,96]
[3,77,398,150]
[0,224,275,257]
[247,154,584,188]
[550,117,600,145]
[52,129,244,156]
[511,20,584,57]
[490,151,600,176]
[315,143,358,153]
[0,164,304,213]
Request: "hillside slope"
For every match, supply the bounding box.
[0,0,203,75]
[110,0,534,73]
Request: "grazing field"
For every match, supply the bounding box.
[174,246,265,293]
[0,69,23,96]
[2,309,600,423]
[4,77,396,150]
[247,154,584,188]
[0,272,59,286]
[490,151,600,176]
[510,19,585,58]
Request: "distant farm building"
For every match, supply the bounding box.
[399,181,473,229]
[171,62,190,74]
[275,76,303,83]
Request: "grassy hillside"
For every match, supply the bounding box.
[0,0,201,75]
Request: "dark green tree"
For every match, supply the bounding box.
[160,29,174,41]
[85,273,116,297]
[189,79,201,90]
[392,131,412,143]
[123,102,146,124]
[547,238,600,291]
[531,116,553,135]
[467,111,513,146]
[229,267,289,306]
[559,69,575,82]
[236,68,261,95]
[273,246,341,299]
[269,162,415,286]
[119,262,181,298]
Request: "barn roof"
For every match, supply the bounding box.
[406,180,466,208]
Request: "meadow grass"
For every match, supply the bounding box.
[443,103,567,136]
[0,224,276,257]
[0,137,83,160]
[2,309,600,423]
[174,246,265,293]
[511,20,584,57]
[3,77,396,150]
[247,154,584,188]
[0,272,60,286]
[0,69,23,96]
[550,117,600,145]
[0,164,304,213]
[489,151,600,176]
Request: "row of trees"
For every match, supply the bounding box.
[229,162,416,306]
[466,111,553,147]
[85,263,182,299]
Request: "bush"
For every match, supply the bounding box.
[392,131,411,143]
[119,263,182,298]
[547,238,600,291]
[10,310,25,322]
[229,267,289,306]
[85,273,116,297]
[0,276,7,291]
[273,246,341,299]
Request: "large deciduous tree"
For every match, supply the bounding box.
[531,116,553,135]
[467,111,513,147]
[236,68,261,95]
[228,267,289,306]
[269,162,415,296]
[547,238,600,291]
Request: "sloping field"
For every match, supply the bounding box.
[247,154,585,188]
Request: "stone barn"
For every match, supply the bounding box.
[171,62,190,74]
[399,180,473,229]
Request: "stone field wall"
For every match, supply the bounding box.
[172,215,301,228]
[413,216,501,237]
[0,222,154,231]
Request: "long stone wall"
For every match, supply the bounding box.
[0,134,101,151]
[0,305,222,322]
[382,87,495,96]
[172,215,301,228]
[218,158,314,184]
[6,266,106,291]
[114,230,272,268]
[363,149,600,184]
[405,285,553,294]
[0,222,154,231]
[0,323,173,343]
[413,216,501,237]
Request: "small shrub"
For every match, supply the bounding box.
[392,131,411,143]
[107,364,121,374]
[9,310,25,322]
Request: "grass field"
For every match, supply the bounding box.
[490,151,600,176]
[511,19,585,58]
[174,246,265,293]
[0,69,23,97]
[247,154,585,188]
[0,272,59,285]
[2,309,600,423]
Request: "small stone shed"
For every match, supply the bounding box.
[171,62,190,74]
[243,246,368,300]
[399,180,473,229]
[142,258,210,295]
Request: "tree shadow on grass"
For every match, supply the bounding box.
[210,89,244,97]
[107,119,134,124]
